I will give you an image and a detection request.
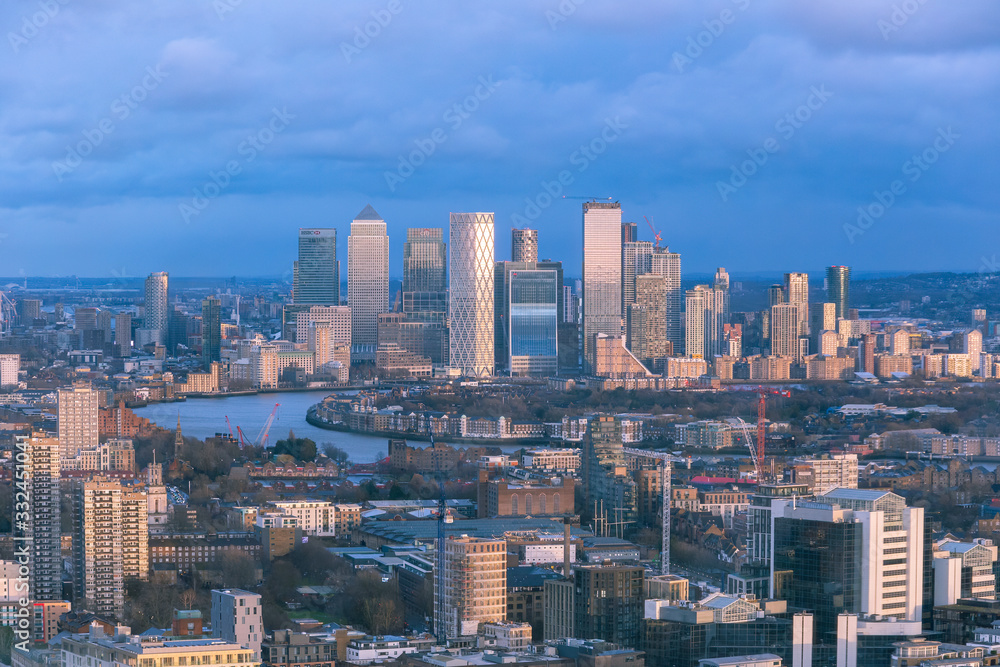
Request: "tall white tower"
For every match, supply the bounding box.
[143,271,169,344]
[348,205,390,361]
[582,202,622,371]
[449,212,495,377]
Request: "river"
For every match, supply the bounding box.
[135,390,526,464]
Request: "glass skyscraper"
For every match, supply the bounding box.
[348,205,390,360]
[582,201,622,371]
[449,212,495,377]
[826,265,851,319]
[508,268,558,376]
[403,228,446,293]
[201,295,221,370]
[511,228,538,263]
[294,228,339,305]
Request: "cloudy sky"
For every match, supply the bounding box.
[1,0,997,279]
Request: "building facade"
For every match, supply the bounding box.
[348,206,390,360]
[449,212,495,377]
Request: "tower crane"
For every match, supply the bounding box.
[561,196,613,202]
[623,448,687,576]
[644,216,663,249]
[725,385,791,470]
[254,403,280,447]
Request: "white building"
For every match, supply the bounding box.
[581,202,622,371]
[0,353,20,386]
[212,589,262,654]
[269,501,335,536]
[479,622,532,650]
[791,454,859,494]
[521,448,581,474]
[143,271,169,344]
[57,381,99,466]
[348,205,390,361]
[449,212,495,378]
[345,635,434,665]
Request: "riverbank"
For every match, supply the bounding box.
[305,408,548,447]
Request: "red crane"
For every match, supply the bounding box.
[645,216,663,249]
[726,385,791,479]
[225,416,235,439]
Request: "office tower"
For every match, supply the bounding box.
[621,221,637,244]
[348,205,390,360]
[630,274,668,368]
[0,353,19,386]
[507,269,559,376]
[562,285,578,324]
[202,296,222,371]
[511,228,538,263]
[16,434,62,601]
[403,228,446,293]
[772,489,924,634]
[449,212,495,377]
[74,307,98,330]
[294,228,339,305]
[622,241,653,315]
[770,303,800,359]
[965,329,984,372]
[826,266,851,319]
[212,588,263,653]
[651,249,682,354]
[572,564,644,648]
[377,312,447,367]
[784,272,809,337]
[434,536,507,638]
[96,309,113,344]
[582,416,638,527]
[58,381,99,465]
[143,271,169,345]
[73,477,149,619]
[582,202,622,371]
[768,284,785,307]
[495,259,563,373]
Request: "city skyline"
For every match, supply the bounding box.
[1,2,996,277]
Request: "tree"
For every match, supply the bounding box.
[274,434,318,462]
[219,551,259,590]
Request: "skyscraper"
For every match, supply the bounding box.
[16,433,61,602]
[784,272,810,337]
[582,202,622,371]
[621,221,637,244]
[202,296,221,371]
[511,228,538,263]
[826,266,851,320]
[348,205,390,360]
[630,274,668,367]
[770,303,800,359]
[142,271,169,345]
[73,477,149,619]
[449,212,495,377]
[508,269,558,376]
[403,228,446,293]
[622,241,653,315]
[434,536,507,639]
[685,286,710,359]
[115,312,132,358]
[294,228,339,305]
[58,381,99,466]
[651,249,682,355]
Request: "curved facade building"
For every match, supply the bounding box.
[449,212,495,377]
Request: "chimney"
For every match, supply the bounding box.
[563,516,572,577]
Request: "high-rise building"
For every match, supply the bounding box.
[630,274,668,368]
[495,259,563,373]
[582,202,622,372]
[294,228,339,306]
[622,241,653,315]
[449,212,495,377]
[511,228,538,264]
[508,269,559,376]
[0,353,20,387]
[772,489,924,634]
[73,477,149,619]
[403,228,446,293]
[143,271,169,345]
[890,328,911,356]
[621,221,637,244]
[582,416,638,527]
[19,298,41,322]
[768,284,786,307]
[434,536,507,638]
[965,329,984,372]
[784,272,809,337]
[74,307,98,331]
[202,296,222,371]
[685,285,714,360]
[16,433,62,602]
[826,266,851,319]
[58,381,99,465]
[809,302,836,351]
[571,563,644,648]
[651,250,682,355]
[348,206,390,360]
[770,303,800,359]
[212,588,263,654]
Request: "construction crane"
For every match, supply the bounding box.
[734,418,764,482]
[725,385,791,470]
[561,196,614,203]
[623,448,686,576]
[254,403,280,447]
[225,416,235,440]
[644,215,663,249]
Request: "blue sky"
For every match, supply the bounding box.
[0,0,997,279]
